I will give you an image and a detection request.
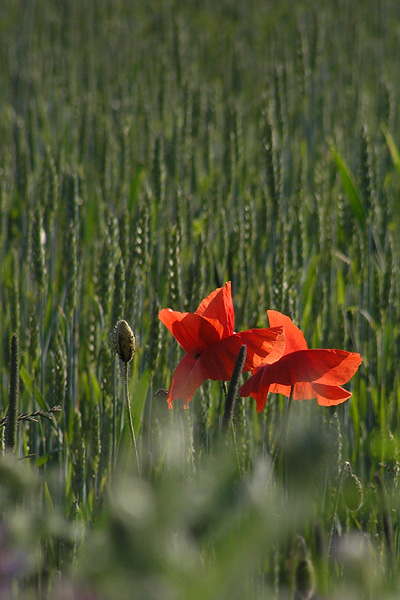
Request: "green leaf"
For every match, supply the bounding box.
[382,125,400,180]
[301,250,319,334]
[131,370,151,434]
[35,454,50,468]
[20,365,34,395]
[20,366,48,410]
[335,267,345,306]
[90,370,101,404]
[44,480,54,512]
[329,144,366,227]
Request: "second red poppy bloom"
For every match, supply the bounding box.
[159,282,286,408]
[240,310,362,412]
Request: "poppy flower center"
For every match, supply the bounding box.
[195,353,201,359]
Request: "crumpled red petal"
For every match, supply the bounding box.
[196,326,285,382]
[195,281,234,337]
[252,349,361,387]
[233,327,286,368]
[274,382,315,400]
[239,367,271,412]
[159,309,224,354]
[312,383,352,406]
[166,354,207,408]
[267,310,308,354]
[313,351,363,385]
[268,382,352,405]
[240,347,361,411]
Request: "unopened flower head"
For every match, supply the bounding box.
[112,320,136,364]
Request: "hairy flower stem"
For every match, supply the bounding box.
[328,461,350,559]
[222,345,247,475]
[124,362,141,477]
[5,334,19,452]
[222,344,247,434]
[229,423,241,475]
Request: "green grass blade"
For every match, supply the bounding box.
[20,365,48,411]
[382,125,400,180]
[329,143,366,227]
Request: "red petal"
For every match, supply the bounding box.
[253,390,268,413]
[269,382,315,400]
[269,383,292,397]
[253,349,360,387]
[195,281,234,337]
[268,381,351,404]
[313,351,362,385]
[159,309,224,354]
[312,383,352,406]
[166,354,206,408]
[267,310,308,354]
[198,326,285,382]
[240,347,360,405]
[234,327,286,369]
[240,346,358,410]
[292,382,316,400]
[239,368,270,412]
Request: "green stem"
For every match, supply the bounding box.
[268,385,294,481]
[374,471,394,570]
[328,461,350,558]
[222,344,247,434]
[124,362,141,477]
[112,356,118,470]
[5,334,19,452]
[222,345,247,475]
[272,386,294,463]
[230,421,242,476]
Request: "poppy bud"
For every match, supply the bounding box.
[112,320,136,364]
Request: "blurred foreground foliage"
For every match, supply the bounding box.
[1,416,398,600]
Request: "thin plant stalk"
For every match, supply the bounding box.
[222,345,247,474]
[124,361,141,477]
[269,385,294,480]
[222,344,247,433]
[112,355,118,470]
[374,470,394,571]
[5,333,19,452]
[147,379,153,457]
[111,320,139,475]
[328,461,350,559]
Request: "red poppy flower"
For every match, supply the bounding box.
[159,282,286,408]
[240,310,362,412]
